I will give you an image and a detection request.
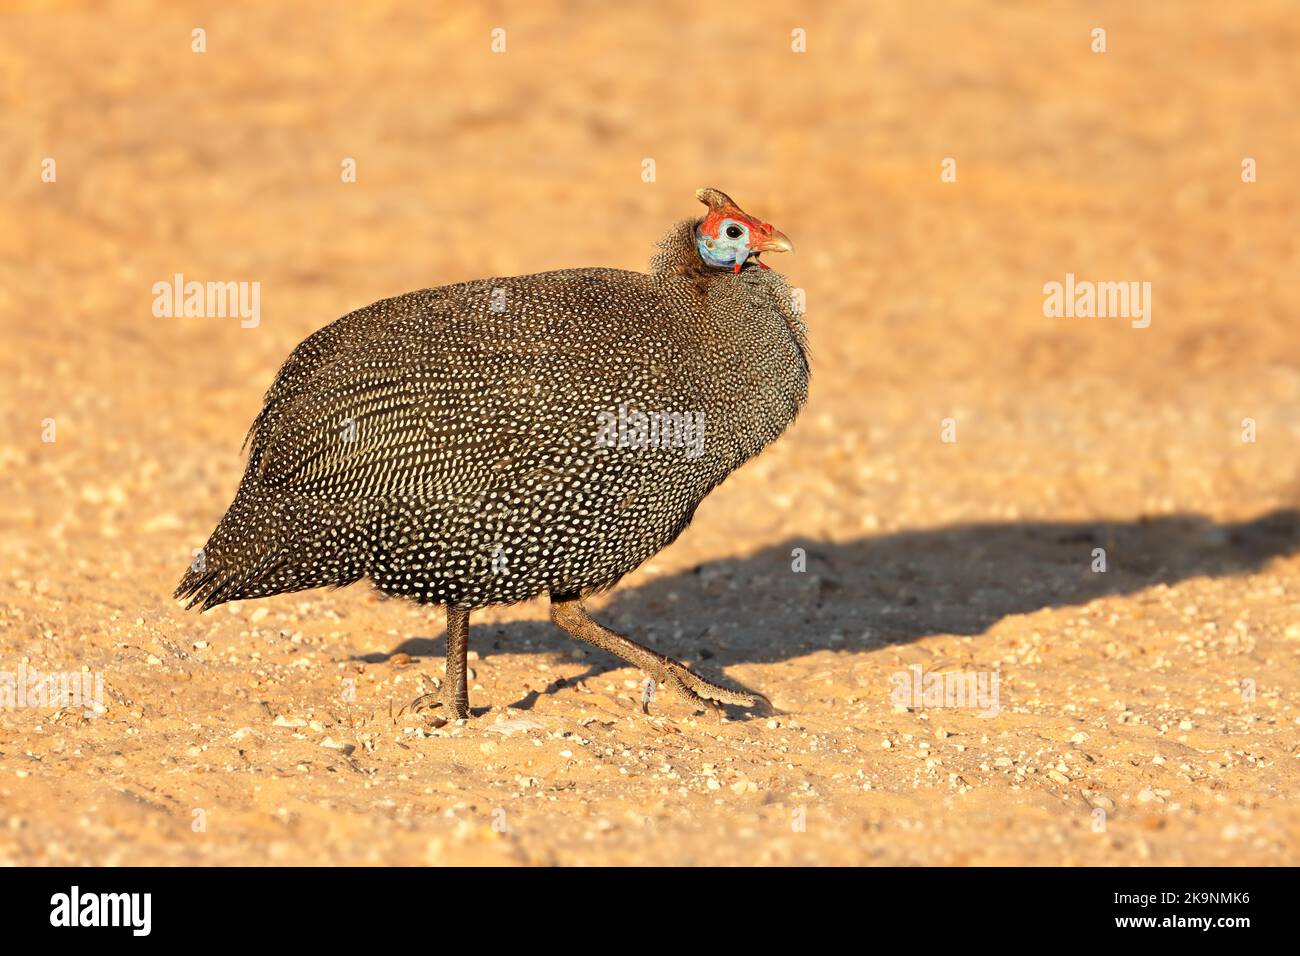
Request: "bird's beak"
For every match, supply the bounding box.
[752,228,794,254]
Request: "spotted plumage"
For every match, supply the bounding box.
[176,188,807,717]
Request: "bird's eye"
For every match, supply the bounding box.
[725,224,744,240]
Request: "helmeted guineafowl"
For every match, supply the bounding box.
[175,187,807,717]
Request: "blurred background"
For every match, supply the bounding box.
[1,1,1297,865]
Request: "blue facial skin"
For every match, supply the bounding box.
[696,218,752,270]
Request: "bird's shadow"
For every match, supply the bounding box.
[357,509,1299,715]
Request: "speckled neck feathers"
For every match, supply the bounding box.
[651,218,808,366]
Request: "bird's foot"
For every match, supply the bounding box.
[406,677,469,721]
[647,657,768,716]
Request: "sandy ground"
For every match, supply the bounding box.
[1,1,1298,866]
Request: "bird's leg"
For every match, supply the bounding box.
[549,594,761,713]
[410,604,471,719]
[443,603,470,718]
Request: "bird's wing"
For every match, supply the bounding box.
[245,273,677,505]
[244,289,446,457]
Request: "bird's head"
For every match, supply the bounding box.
[694,187,793,273]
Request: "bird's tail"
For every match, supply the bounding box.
[174,492,366,611]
